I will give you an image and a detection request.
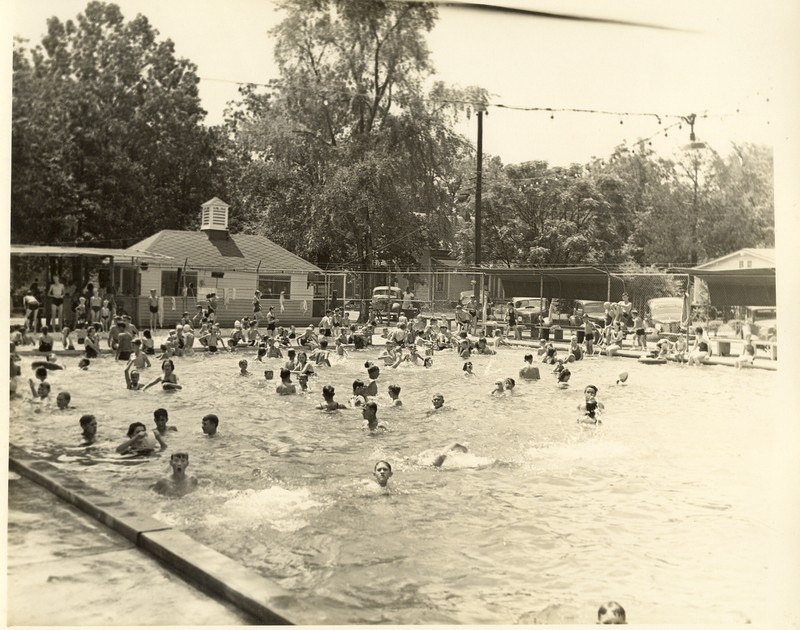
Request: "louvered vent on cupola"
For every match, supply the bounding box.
[200,197,230,237]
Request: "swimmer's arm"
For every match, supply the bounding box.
[154,432,168,450]
[28,379,37,396]
[142,376,162,391]
[116,436,140,454]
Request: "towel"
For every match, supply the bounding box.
[302,299,308,314]
[171,297,176,311]
[280,291,286,313]
[232,288,236,301]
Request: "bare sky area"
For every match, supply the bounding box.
[9,0,789,166]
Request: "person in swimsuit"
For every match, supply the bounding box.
[578,384,604,424]
[276,368,297,395]
[125,361,145,390]
[37,326,54,353]
[265,306,277,338]
[317,385,348,411]
[143,359,181,390]
[373,460,393,487]
[115,321,134,361]
[202,414,219,436]
[688,326,712,365]
[362,401,388,433]
[116,421,167,455]
[147,289,159,330]
[252,290,263,321]
[152,452,198,497]
[79,414,98,445]
[48,275,65,329]
[23,290,40,333]
[89,289,102,326]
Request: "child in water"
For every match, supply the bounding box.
[577,385,604,424]
[116,421,167,455]
[387,384,402,406]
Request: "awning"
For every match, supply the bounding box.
[669,267,776,306]
[10,245,174,263]
[490,267,626,300]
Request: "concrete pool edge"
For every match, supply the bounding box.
[8,444,295,625]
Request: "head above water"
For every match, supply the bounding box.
[597,601,626,624]
[374,460,393,486]
[201,414,219,435]
[56,391,71,409]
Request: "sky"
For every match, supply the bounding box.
[8,0,793,167]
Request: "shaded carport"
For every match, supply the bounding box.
[10,244,173,327]
[490,267,627,302]
[669,267,776,306]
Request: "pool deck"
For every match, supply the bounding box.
[8,444,299,625]
[7,473,256,626]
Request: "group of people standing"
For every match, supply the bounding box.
[22,275,117,334]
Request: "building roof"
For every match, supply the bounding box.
[10,244,173,262]
[126,230,322,273]
[694,248,775,270]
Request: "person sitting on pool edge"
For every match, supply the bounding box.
[201,413,219,437]
[597,601,626,624]
[152,452,198,497]
[276,368,297,395]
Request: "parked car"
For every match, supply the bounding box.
[573,299,607,326]
[511,297,544,325]
[371,286,403,322]
[745,306,777,340]
[645,297,685,337]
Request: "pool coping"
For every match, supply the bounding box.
[8,444,295,625]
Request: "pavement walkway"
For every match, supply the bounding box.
[6,472,254,626]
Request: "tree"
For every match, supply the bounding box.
[221,0,482,273]
[12,2,221,244]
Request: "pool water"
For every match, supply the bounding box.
[9,344,779,624]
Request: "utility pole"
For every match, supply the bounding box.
[474,106,485,301]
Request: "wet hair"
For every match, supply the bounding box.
[257,348,267,358]
[279,368,292,381]
[35,367,48,380]
[79,414,96,428]
[505,378,516,388]
[287,349,296,358]
[352,379,365,391]
[597,601,626,623]
[322,385,335,398]
[161,359,175,371]
[463,362,472,371]
[320,339,328,348]
[171,451,189,461]
[585,384,598,394]
[202,414,219,428]
[423,358,433,367]
[364,401,378,412]
[239,359,248,368]
[154,408,168,421]
[57,391,71,404]
[388,384,401,396]
[524,354,533,362]
[126,422,146,437]
[374,460,392,472]
[367,365,380,378]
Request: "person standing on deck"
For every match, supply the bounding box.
[48,275,66,330]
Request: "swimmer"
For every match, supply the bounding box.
[79,414,98,445]
[239,359,251,376]
[349,379,367,407]
[125,360,145,390]
[153,408,177,435]
[29,367,50,399]
[597,601,627,624]
[519,354,541,381]
[152,452,198,497]
[503,377,515,392]
[56,391,72,410]
[463,361,474,376]
[275,368,297,395]
[578,385,605,424]
[615,372,629,386]
[78,358,90,370]
[425,392,446,416]
[387,384,402,407]
[556,365,571,388]
[143,359,181,391]
[362,401,387,433]
[373,460,393,487]
[201,413,219,436]
[431,442,468,467]
[365,364,380,397]
[317,385,347,411]
[297,373,310,392]
[423,357,433,368]
[116,421,167,455]
[491,380,505,397]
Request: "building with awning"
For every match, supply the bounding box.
[669,267,776,307]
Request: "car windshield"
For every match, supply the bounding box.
[750,308,776,322]
[649,298,683,320]
[515,300,538,309]
[580,302,606,316]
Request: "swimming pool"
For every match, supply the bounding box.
[9,344,779,624]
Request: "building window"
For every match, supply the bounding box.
[747,260,752,268]
[739,260,744,268]
[435,272,446,293]
[161,269,198,296]
[258,275,291,299]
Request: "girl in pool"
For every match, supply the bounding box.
[463,361,474,376]
[142,329,155,355]
[143,359,182,391]
[116,421,167,455]
[577,385,604,424]
[491,380,505,397]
